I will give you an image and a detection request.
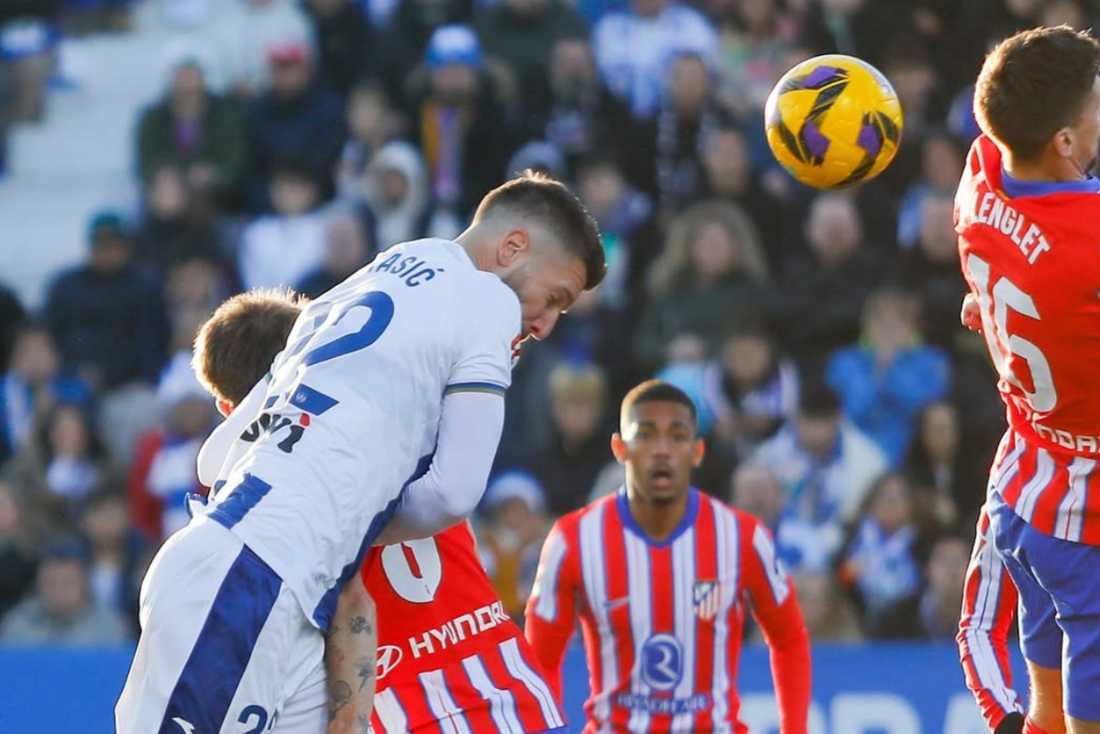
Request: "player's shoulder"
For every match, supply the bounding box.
[697,491,769,538]
[551,493,618,543]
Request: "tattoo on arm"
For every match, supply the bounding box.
[357,656,376,692]
[328,680,352,720]
[358,714,371,734]
[350,616,371,634]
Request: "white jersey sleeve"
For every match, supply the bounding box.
[199,238,520,632]
[445,274,520,396]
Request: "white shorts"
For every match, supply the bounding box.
[115,517,327,734]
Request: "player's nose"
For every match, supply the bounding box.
[529,311,561,341]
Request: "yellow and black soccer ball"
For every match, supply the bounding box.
[764,54,904,189]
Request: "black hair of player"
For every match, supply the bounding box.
[620,380,698,434]
[474,170,607,291]
[975,26,1100,162]
[797,380,841,420]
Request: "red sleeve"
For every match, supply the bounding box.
[741,516,811,734]
[957,505,1024,731]
[524,521,580,703]
[127,430,165,542]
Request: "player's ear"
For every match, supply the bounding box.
[498,229,531,267]
[610,432,628,464]
[1053,127,1075,158]
[692,437,705,468]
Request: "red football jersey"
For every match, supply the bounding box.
[957,502,1023,732]
[956,135,1100,542]
[524,490,810,734]
[362,523,566,734]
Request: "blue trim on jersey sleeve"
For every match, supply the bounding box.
[1001,167,1100,198]
[209,474,274,530]
[310,452,436,631]
[263,395,278,410]
[616,487,700,549]
[289,383,339,415]
[444,381,507,396]
[158,544,282,734]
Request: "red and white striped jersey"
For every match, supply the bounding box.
[957,501,1023,732]
[525,489,810,734]
[361,523,566,734]
[956,135,1100,543]
[989,427,1100,545]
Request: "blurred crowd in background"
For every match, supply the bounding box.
[1,0,1095,649]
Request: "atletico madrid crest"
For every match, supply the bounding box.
[693,580,721,620]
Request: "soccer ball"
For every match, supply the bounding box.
[764,54,904,189]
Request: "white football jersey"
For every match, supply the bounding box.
[200,238,520,630]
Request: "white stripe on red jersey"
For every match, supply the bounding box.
[374,689,410,733]
[421,669,473,734]
[957,503,1023,731]
[995,429,1100,544]
[362,524,565,734]
[527,489,798,734]
[461,654,524,734]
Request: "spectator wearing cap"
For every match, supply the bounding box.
[0,0,61,125]
[374,0,474,102]
[212,0,314,98]
[43,212,171,393]
[0,538,130,645]
[410,25,520,222]
[476,471,550,622]
[136,46,249,211]
[244,39,346,212]
[525,35,634,171]
[127,351,215,543]
[474,0,587,114]
[592,0,717,119]
[0,321,91,465]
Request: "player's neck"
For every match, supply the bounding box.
[1004,152,1088,183]
[454,227,494,272]
[626,490,689,542]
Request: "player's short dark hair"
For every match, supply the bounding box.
[797,380,841,420]
[620,380,698,433]
[192,289,306,407]
[975,26,1100,162]
[474,170,606,291]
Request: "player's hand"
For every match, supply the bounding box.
[960,293,983,333]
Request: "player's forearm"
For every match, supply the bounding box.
[523,614,572,704]
[760,603,812,734]
[325,582,376,734]
[377,391,504,544]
